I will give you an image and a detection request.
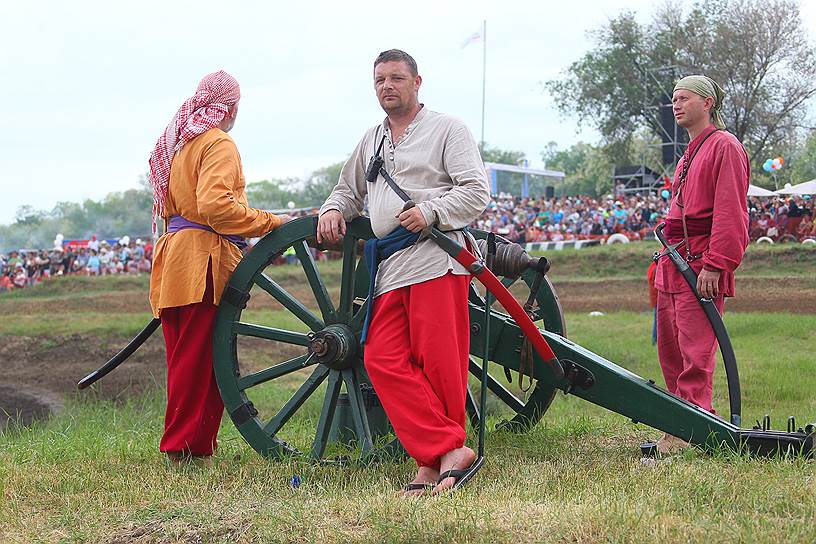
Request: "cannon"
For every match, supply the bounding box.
[81,215,814,461]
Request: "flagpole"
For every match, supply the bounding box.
[480,19,487,151]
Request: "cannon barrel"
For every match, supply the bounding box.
[475,238,549,278]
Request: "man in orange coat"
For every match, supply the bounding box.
[654,75,749,454]
[147,71,290,463]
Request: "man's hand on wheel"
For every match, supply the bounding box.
[317,210,346,243]
[276,214,294,225]
[696,267,721,299]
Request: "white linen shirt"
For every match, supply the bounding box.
[319,106,490,297]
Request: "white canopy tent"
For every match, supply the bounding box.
[747,184,776,197]
[483,162,565,197]
[775,179,816,195]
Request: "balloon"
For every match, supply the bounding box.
[763,159,774,172]
[777,156,785,165]
[661,189,670,199]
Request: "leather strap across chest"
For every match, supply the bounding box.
[674,128,721,261]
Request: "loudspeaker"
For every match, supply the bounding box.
[545,186,555,199]
[659,94,687,166]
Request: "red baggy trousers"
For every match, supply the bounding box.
[159,271,224,456]
[364,273,471,469]
[656,289,725,413]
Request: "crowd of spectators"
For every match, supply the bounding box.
[0,237,153,292]
[473,193,668,243]
[2,193,813,293]
[747,196,815,241]
[474,193,815,244]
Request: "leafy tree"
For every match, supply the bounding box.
[303,160,346,207]
[480,144,525,165]
[14,205,46,226]
[547,0,816,170]
[245,160,347,211]
[245,178,301,210]
[542,141,616,196]
[786,131,816,185]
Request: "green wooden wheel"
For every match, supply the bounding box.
[213,216,377,460]
[213,216,567,460]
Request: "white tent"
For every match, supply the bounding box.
[776,179,816,195]
[747,184,776,197]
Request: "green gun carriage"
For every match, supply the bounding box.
[203,215,814,461]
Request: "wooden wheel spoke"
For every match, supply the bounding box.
[234,322,309,345]
[469,358,526,413]
[294,241,336,323]
[310,370,343,459]
[254,272,324,331]
[263,365,329,436]
[341,368,373,453]
[237,353,316,391]
[336,235,359,321]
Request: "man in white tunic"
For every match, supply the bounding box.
[318,49,490,495]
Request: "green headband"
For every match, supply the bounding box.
[674,75,726,130]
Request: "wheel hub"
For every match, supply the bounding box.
[307,324,359,370]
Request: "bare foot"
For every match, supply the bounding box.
[431,446,476,495]
[656,433,689,455]
[401,465,439,498]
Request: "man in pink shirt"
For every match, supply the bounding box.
[654,75,750,454]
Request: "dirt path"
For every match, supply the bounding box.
[1,275,813,429]
[554,276,816,314]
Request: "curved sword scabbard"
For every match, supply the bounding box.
[77,317,162,390]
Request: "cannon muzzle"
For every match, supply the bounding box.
[475,237,549,278]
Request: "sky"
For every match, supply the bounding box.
[1,0,815,226]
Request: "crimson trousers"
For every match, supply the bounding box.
[364,273,471,469]
[159,271,223,456]
[656,289,725,413]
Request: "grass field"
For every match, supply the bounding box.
[0,243,814,543]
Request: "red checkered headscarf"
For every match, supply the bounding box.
[148,70,241,232]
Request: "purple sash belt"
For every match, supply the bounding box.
[167,215,247,249]
[664,217,712,243]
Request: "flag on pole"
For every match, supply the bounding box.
[461,29,482,49]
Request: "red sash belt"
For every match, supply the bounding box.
[664,217,712,243]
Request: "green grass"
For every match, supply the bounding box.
[531,241,816,279]
[1,309,814,543]
[0,274,151,300]
[0,309,304,338]
[0,249,814,542]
